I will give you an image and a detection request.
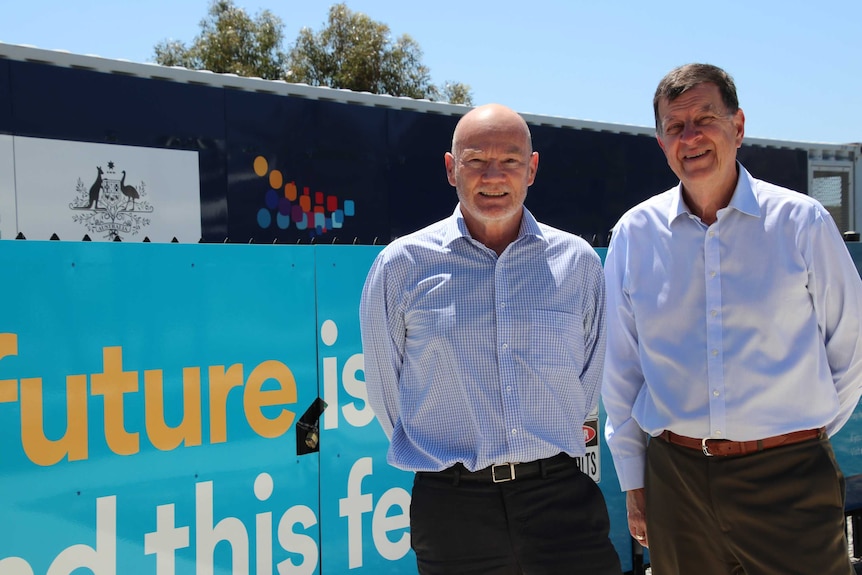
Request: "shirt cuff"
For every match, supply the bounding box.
[614,455,646,492]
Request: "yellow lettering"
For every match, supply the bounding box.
[20,375,88,465]
[0,333,18,402]
[244,360,297,438]
[208,364,244,444]
[144,367,203,450]
[90,346,139,456]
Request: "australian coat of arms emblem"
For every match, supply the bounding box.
[70,162,154,240]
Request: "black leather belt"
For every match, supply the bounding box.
[418,453,576,484]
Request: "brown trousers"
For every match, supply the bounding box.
[645,433,853,575]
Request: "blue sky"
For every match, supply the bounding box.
[2,0,860,144]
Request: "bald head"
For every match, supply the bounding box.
[451,104,533,157]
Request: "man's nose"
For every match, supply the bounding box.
[680,121,701,142]
[482,161,506,179]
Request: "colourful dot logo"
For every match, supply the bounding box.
[253,156,355,236]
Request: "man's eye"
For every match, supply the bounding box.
[696,115,717,126]
[665,124,683,136]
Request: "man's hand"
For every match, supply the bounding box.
[626,488,648,548]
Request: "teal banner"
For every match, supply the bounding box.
[1,240,860,574]
[0,242,321,575]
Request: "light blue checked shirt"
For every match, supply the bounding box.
[359,205,606,472]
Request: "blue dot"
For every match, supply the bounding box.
[276,211,291,229]
[265,189,279,210]
[257,208,272,228]
[344,200,355,216]
[332,210,344,228]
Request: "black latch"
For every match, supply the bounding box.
[296,397,328,455]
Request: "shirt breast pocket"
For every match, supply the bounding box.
[405,307,457,351]
[529,309,584,370]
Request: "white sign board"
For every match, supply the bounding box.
[0,135,14,240]
[14,137,201,242]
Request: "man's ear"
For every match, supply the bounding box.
[527,151,539,185]
[734,109,745,148]
[445,152,457,186]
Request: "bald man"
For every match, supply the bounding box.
[360,104,621,574]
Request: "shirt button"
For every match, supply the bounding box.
[512,429,518,435]
[711,309,717,317]
[506,386,512,392]
[715,430,722,436]
[502,343,508,350]
[500,302,506,308]
[711,349,718,356]
[709,231,715,238]
[710,271,717,278]
[713,390,720,397]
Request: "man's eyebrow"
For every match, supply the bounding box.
[662,103,723,122]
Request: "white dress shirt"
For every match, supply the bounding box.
[360,206,605,472]
[602,164,862,491]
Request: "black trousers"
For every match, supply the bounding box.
[409,456,622,575]
[646,434,854,575]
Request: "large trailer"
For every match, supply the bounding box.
[0,42,859,245]
[1,43,860,575]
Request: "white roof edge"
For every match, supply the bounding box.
[0,41,859,157]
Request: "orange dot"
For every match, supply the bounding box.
[285,182,297,201]
[300,195,311,212]
[269,170,283,190]
[253,156,268,177]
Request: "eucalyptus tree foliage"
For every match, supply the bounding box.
[154,0,288,80]
[154,1,472,105]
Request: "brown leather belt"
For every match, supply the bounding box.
[657,428,824,457]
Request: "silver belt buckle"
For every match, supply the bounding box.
[701,438,714,457]
[491,462,516,483]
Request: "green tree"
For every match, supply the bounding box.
[286,4,472,105]
[154,1,472,105]
[154,0,288,80]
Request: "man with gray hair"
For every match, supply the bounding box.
[602,63,862,574]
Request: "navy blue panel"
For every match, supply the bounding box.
[225,91,390,244]
[738,146,808,194]
[386,109,460,241]
[9,60,228,241]
[0,59,10,134]
[529,127,676,246]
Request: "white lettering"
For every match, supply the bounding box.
[339,457,374,568]
[144,503,190,575]
[47,495,116,575]
[323,355,340,430]
[341,354,373,428]
[254,473,274,575]
[0,557,34,575]
[195,481,248,575]
[275,506,319,575]
[371,487,411,561]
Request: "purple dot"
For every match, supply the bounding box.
[292,205,304,223]
[279,198,292,216]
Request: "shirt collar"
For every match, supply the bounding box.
[667,163,761,224]
[442,204,547,247]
